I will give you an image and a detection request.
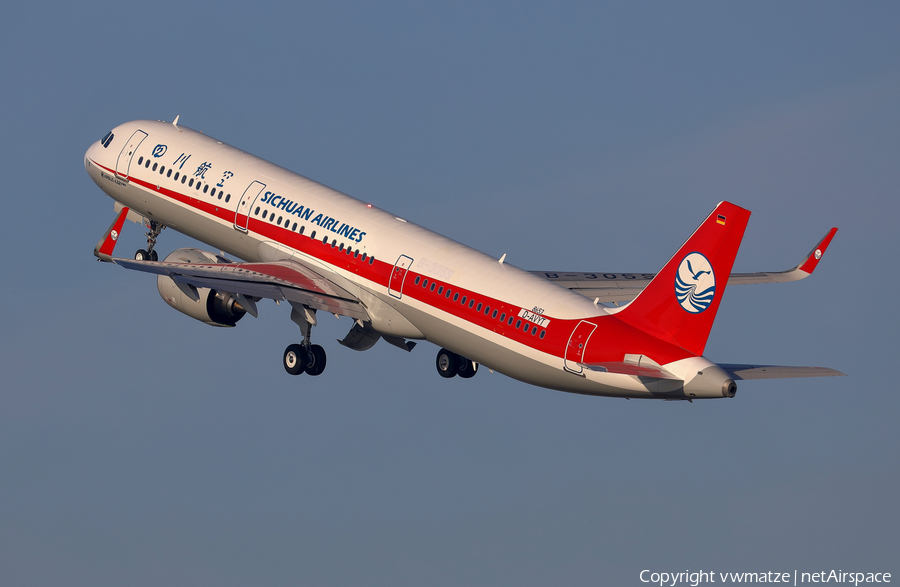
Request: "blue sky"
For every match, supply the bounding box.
[1,2,897,585]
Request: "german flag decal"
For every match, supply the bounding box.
[716,214,726,225]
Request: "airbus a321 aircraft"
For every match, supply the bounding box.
[85,118,843,400]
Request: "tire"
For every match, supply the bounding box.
[283,344,306,375]
[436,348,458,378]
[457,357,478,379]
[149,250,159,262]
[306,344,327,376]
[135,249,149,261]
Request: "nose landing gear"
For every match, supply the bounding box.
[135,220,165,261]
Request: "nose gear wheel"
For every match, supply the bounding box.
[135,220,165,261]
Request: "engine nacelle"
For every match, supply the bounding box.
[156,248,246,327]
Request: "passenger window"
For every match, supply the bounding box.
[461,296,467,305]
[310,230,316,239]
[469,299,475,308]
[262,211,267,219]
[484,306,489,315]
[293,223,298,231]
[531,326,537,335]
[438,286,443,295]
[516,320,522,328]
[299,226,305,235]
[189,178,194,187]
[218,192,223,200]
[422,279,428,288]
[145,159,151,168]
[167,169,172,178]
[415,276,421,285]
[453,293,459,302]
[339,243,345,251]
[160,166,165,175]
[540,330,546,339]
[476,303,482,312]
[445,289,451,298]
[203,185,209,193]
[138,156,144,165]
[225,194,230,203]
[430,282,436,292]
[508,317,514,325]
[174,172,179,181]
[369,257,374,265]
[360,252,366,260]
[152,163,158,171]
[211,188,216,197]
[277,216,283,224]
[181,176,187,184]
[500,313,506,321]
[492,310,498,319]
[254,207,260,215]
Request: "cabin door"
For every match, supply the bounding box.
[234,181,267,231]
[564,320,597,374]
[115,130,147,179]
[388,255,414,299]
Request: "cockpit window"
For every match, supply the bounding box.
[101,131,114,148]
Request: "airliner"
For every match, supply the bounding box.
[85,118,843,400]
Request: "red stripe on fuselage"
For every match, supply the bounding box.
[92,160,695,366]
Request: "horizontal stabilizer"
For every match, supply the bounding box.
[718,364,846,380]
[584,361,681,380]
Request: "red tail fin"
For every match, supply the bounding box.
[616,201,750,356]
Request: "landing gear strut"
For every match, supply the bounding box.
[283,303,328,377]
[135,220,165,261]
[436,348,477,379]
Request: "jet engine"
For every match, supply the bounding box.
[156,248,247,327]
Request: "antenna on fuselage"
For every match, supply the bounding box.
[499,253,507,265]
[172,115,180,131]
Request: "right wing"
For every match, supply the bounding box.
[532,228,838,304]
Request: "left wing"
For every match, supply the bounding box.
[533,228,838,304]
[112,256,370,321]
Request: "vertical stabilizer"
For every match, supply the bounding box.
[616,201,750,356]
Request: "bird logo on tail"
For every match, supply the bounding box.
[675,252,716,313]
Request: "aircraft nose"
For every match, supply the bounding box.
[84,140,103,171]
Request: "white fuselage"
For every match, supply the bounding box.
[85,120,711,398]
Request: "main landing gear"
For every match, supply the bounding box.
[283,343,327,376]
[135,220,165,262]
[283,303,328,377]
[436,348,478,379]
